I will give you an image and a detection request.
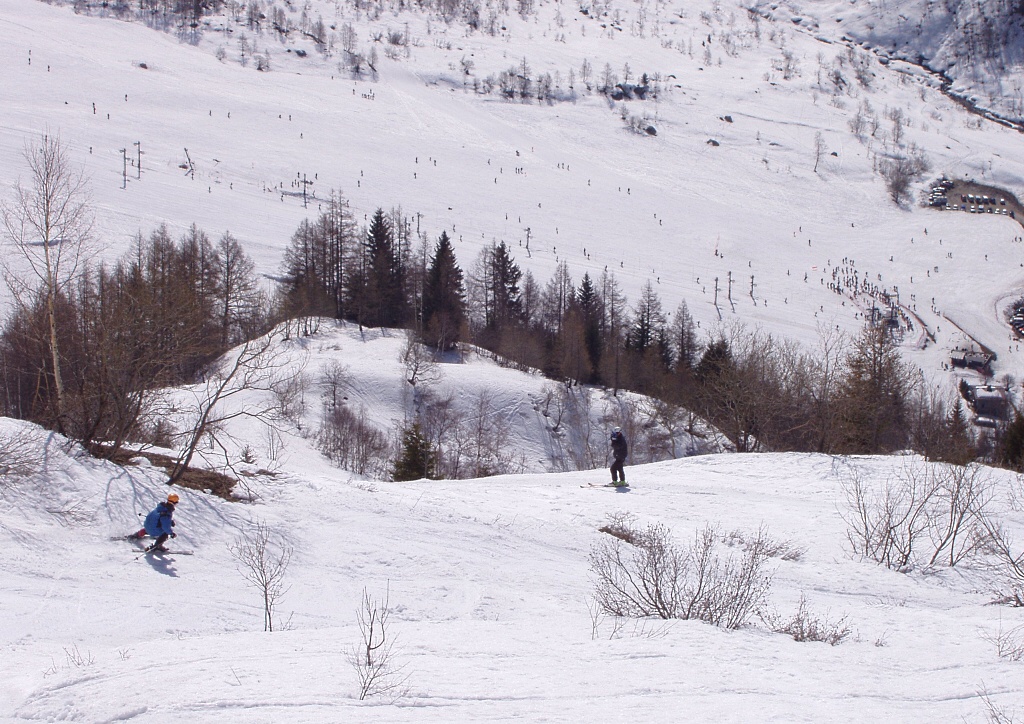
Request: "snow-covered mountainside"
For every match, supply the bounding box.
[764,0,1024,124]
[3,0,1024,389]
[4,2,1024,718]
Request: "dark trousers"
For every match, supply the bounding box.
[611,458,626,482]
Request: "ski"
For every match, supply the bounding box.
[581,483,630,490]
[145,548,194,556]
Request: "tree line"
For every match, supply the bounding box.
[1,138,1020,476]
[279,190,1004,468]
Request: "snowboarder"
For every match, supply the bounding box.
[130,493,179,552]
[610,427,628,486]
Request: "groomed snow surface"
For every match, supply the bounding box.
[2,323,1024,722]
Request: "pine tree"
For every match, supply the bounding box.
[421,231,466,351]
[670,300,699,372]
[941,398,975,464]
[998,411,1024,471]
[695,337,732,383]
[627,281,666,354]
[484,241,523,331]
[834,324,915,454]
[363,209,407,328]
[576,273,602,382]
[392,422,437,481]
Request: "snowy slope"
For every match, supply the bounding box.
[2,411,1024,722]
[765,0,1024,122]
[0,327,1022,722]
[4,0,1024,390]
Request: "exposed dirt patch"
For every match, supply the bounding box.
[90,444,239,501]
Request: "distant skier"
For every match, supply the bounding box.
[129,493,179,552]
[610,427,628,486]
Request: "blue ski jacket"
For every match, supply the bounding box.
[144,502,176,537]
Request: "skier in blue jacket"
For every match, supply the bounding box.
[130,493,179,552]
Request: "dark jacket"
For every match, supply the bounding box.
[611,431,628,461]
[144,502,176,537]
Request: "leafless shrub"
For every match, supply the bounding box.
[316,403,392,478]
[722,526,805,562]
[979,684,1018,723]
[927,463,995,567]
[981,619,1024,662]
[230,519,293,632]
[762,594,851,646]
[839,461,994,571]
[0,427,47,484]
[982,517,1024,598]
[348,584,409,701]
[272,371,309,425]
[589,519,774,628]
[586,595,675,640]
[63,644,95,667]
[598,511,640,545]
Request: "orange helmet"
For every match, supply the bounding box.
[167,493,180,504]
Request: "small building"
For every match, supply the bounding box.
[950,349,994,373]
[965,384,1009,422]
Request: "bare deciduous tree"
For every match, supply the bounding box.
[170,331,293,483]
[401,330,440,387]
[1,133,93,432]
[348,584,409,700]
[813,131,827,173]
[230,519,293,632]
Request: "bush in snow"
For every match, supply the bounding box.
[589,518,774,628]
[838,460,996,571]
[316,402,392,479]
[761,593,851,646]
[980,619,1024,662]
[0,426,48,483]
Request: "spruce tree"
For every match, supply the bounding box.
[363,209,407,328]
[485,241,523,331]
[392,422,437,481]
[576,273,602,382]
[421,231,466,351]
[998,411,1024,471]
